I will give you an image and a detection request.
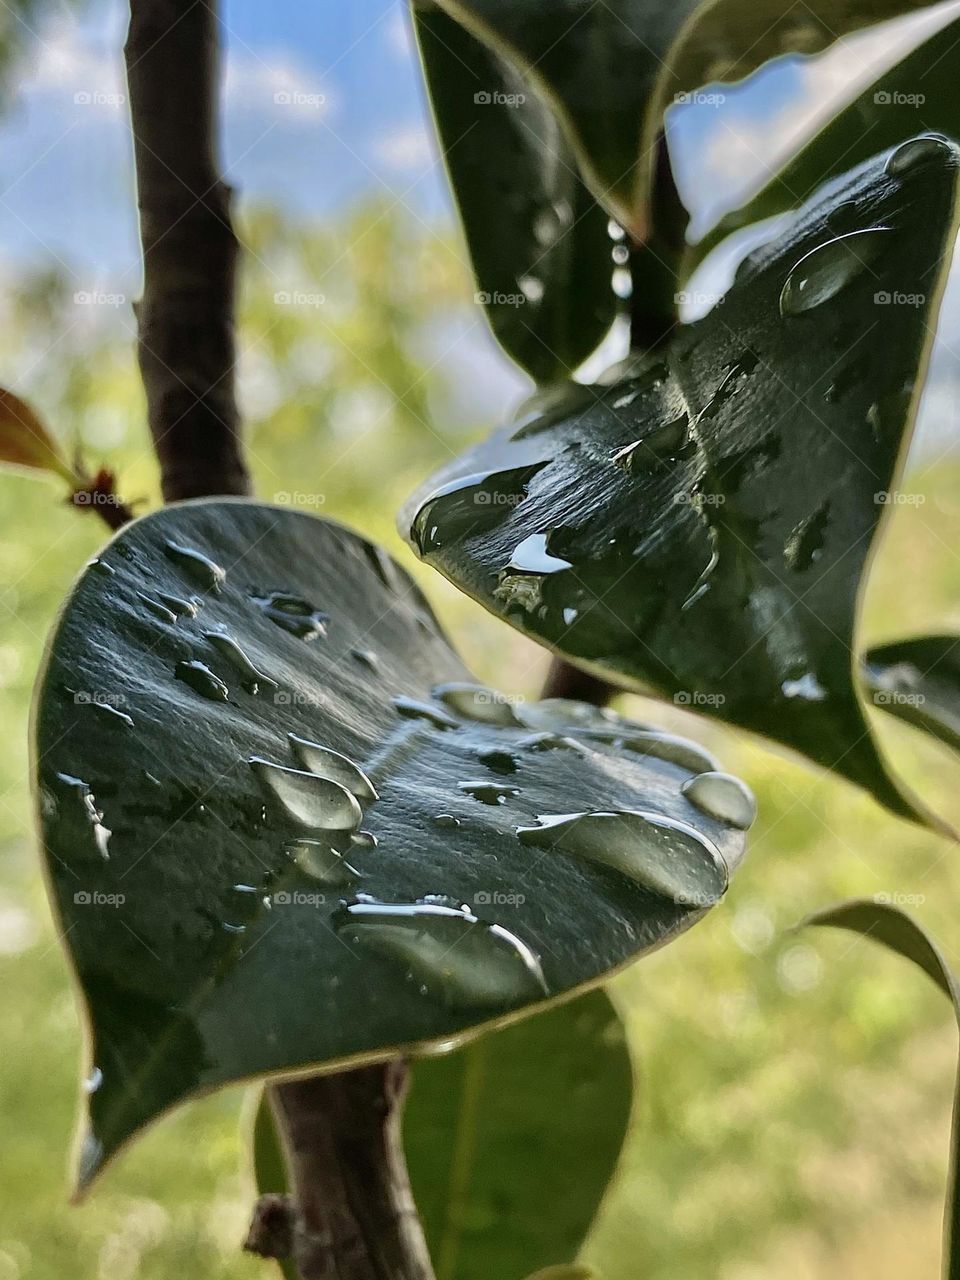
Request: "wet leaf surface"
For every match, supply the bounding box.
[864,634,960,756]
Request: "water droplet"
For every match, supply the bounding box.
[351,829,378,850]
[163,539,225,592]
[251,758,362,831]
[56,772,112,859]
[784,504,829,572]
[506,532,572,575]
[77,1131,104,1190]
[90,701,133,728]
[288,734,378,801]
[696,352,759,423]
[88,558,114,577]
[613,414,690,471]
[477,748,518,775]
[518,731,585,753]
[287,838,361,886]
[204,631,277,694]
[519,274,544,303]
[83,1066,103,1094]
[138,593,178,625]
[518,810,728,904]
[434,682,522,726]
[410,463,545,557]
[517,699,620,734]
[885,134,953,176]
[175,659,229,702]
[781,672,828,701]
[222,922,247,935]
[779,230,889,318]
[252,591,328,641]
[682,771,756,830]
[351,648,379,670]
[159,593,200,618]
[433,814,461,829]
[619,731,720,774]
[459,780,521,806]
[335,897,548,1007]
[393,695,459,730]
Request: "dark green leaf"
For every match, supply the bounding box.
[692,13,960,267]
[413,4,616,382]
[864,634,960,755]
[34,500,749,1190]
[402,140,960,828]
[405,989,632,1280]
[427,0,945,238]
[804,900,960,1277]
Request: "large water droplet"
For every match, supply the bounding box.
[288,734,378,802]
[138,593,178,625]
[205,631,277,694]
[287,838,361,886]
[612,414,690,471]
[159,593,200,618]
[518,731,585,753]
[335,897,548,1007]
[779,230,888,317]
[252,591,328,641]
[250,758,362,831]
[433,813,461,829]
[619,731,721,774]
[681,771,756,830]
[163,539,225,592]
[393,695,459,730]
[506,532,572,575]
[410,463,545,557]
[458,780,521,806]
[175,659,229,702]
[434,682,522,726]
[885,134,952,176]
[517,809,728,905]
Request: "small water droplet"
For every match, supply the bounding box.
[781,672,828,701]
[518,809,728,904]
[56,772,111,859]
[335,897,548,1007]
[163,539,225,592]
[78,1131,104,1190]
[784,504,829,572]
[885,134,953,177]
[252,591,328,640]
[159,593,200,618]
[518,731,585,753]
[506,532,572,575]
[434,682,522,727]
[288,735,378,801]
[613,414,690,471]
[88,558,114,577]
[175,659,229,702]
[83,1066,103,1094]
[393,694,459,730]
[458,780,521,806]
[250,758,362,831]
[351,648,379,670]
[433,814,461,829]
[138,593,178,624]
[779,230,888,317]
[681,771,756,830]
[205,631,277,694]
[287,838,361,886]
[619,731,721,774]
[351,829,378,850]
[91,701,134,728]
[519,274,544,303]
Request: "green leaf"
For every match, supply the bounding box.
[692,13,960,267]
[426,0,946,239]
[864,635,960,756]
[33,499,750,1191]
[413,4,616,382]
[402,139,960,828]
[803,900,960,1276]
[405,989,631,1280]
[523,1268,601,1280]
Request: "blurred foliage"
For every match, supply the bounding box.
[1,201,959,1280]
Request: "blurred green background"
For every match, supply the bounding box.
[0,199,959,1280]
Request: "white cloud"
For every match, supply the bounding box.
[224,50,334,120]
[383,7,414,60]
[374,123,435,173]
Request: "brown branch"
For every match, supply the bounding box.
[124,0,250,501]
[261,1064,436,1280]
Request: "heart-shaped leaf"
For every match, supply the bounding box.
[413,3,616,382]
[691,14,960,267]
[33,500,749,1190]
[864,635,960,756]
[804,901,960,1275]
[0,385,79,483]
[402,140,960,827]
[427,0,944,238]
[405,989,632,1280]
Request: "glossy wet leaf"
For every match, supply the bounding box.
[413,4,616,382]
[864,635,960,756]
[427,0,944,238]
[804,900,960,1275]
[404,989,631,1280]
[33,499,749,1190]
[693,12,960,266]
[403,140,960,827]
[0,385,78,483]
